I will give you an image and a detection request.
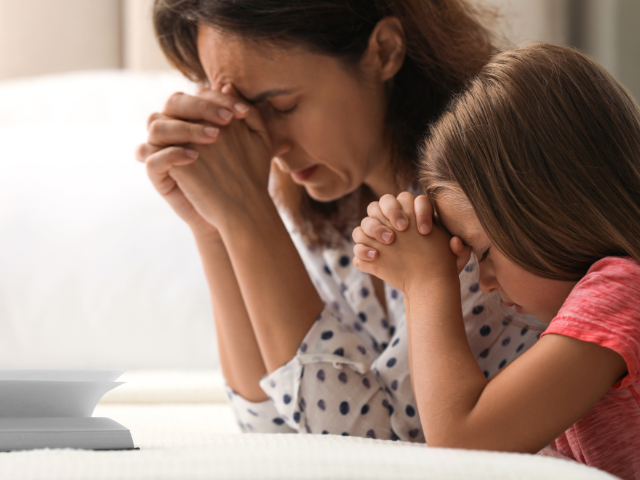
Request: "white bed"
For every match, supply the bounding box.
[0,71,616,480]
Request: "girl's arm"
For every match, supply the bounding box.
[353,193,627,452]
[407,282,626,452]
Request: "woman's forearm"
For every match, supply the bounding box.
[218,194,324,373]
[193,229,269,402]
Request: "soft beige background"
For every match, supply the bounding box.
[0,0,638,99]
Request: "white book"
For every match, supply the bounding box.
[0,370,134,451]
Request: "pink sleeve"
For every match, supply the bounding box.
[541,257,640,390]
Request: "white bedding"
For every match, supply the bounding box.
[0,419,614,480]
[0,370,615,480]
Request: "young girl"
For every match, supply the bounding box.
[352,42,640,479]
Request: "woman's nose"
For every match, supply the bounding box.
[271,137,293,158]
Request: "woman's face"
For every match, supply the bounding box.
[197,24,399,201]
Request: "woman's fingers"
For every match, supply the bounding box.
[145,146,198,195]
[378,194,409,231]
[147,117,220,147]
[450,236,473,274]
[361,216,394,244]
[164,90,249,125]
[135,142,160,163]
[414,195,434,235]
[220,83,270,144]
[197,87,250,121]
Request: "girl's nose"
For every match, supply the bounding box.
[478,266,499,294]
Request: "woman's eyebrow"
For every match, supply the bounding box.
[242,88,300,104]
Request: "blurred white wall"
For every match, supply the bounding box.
[0,0,638,100]
[0,0,123,79]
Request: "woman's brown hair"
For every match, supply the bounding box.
[421,42,640,280]
[152,0,498,247]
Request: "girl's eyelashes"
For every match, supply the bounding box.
[478,247,491,263]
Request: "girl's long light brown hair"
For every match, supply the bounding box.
[421,42,640,280]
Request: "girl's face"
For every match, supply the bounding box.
[197,24,402,201]
[436,195,578,323]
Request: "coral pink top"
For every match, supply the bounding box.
[541,256,640,480]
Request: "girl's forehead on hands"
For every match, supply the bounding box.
[434,195,485,245]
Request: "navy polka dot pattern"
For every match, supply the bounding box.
[227,201,541,439]
[480,325,492,336]
[321,331,334,340]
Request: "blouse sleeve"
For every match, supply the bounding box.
[224,385,295,434]
[257,305,423,441]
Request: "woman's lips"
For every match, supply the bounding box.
[291,165,318,182]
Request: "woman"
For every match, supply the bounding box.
[135,0,542,441]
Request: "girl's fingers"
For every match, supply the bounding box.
[352,225,383,249]
[353,243,378,261]
[361,217,394,244]
[378,194,409,231]
[145,146,198,193]
[366,201,394,229]
[147,117,220,147]
[414,195,434,235]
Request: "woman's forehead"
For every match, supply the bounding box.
[196,24,324,94]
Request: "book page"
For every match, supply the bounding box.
[0,381,123,418]
[0,370,123,382]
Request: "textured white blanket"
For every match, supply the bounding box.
[0,431,614,480]
[0,402,615,480]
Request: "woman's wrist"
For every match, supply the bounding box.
[217,191,281,241]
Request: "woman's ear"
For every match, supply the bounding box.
[361,17,406,82]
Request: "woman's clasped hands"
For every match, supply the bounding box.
[352,192,472,296]
[135,84,273,236]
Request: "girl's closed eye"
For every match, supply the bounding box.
[478,247,490,263]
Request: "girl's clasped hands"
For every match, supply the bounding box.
[352,192,472,297]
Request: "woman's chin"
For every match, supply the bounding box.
[304,185,346,203]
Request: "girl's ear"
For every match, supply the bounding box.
[361,17,406,82]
